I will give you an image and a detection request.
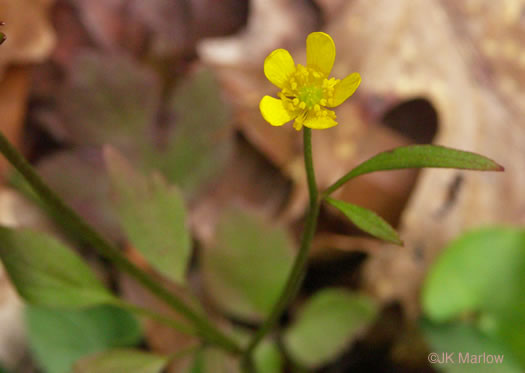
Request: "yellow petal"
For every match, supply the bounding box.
[304,114,338,130]
[260,96,293,126]
[329,73,361,107]
[264,49,296,89]
[306,32,336,76]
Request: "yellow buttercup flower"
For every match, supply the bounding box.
[260,32,361,131]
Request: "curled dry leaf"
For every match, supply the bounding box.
[69,0,130,50]
[131,0,248,57]
[198,0,317,66]
[312,0,349,20]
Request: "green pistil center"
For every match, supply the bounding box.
[298,85,323,109]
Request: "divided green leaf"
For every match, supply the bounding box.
[326,197,402,245]
[31,56,233,245]
[59,53,161,151]
[104,147,191,284]
[153,69,233,193]
[0,227,114,308]
[58,54,232,195]
[27,305,142,373]
[201,208,295,321]
[284,289,377,368]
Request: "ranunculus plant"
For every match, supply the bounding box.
[0,32,503,373]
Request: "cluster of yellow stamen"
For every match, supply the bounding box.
[277,64,339,130]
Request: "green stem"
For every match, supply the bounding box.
[242,128,320,362]
[0,132,242,355]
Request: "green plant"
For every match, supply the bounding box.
[422,227,525,372]
[0,32,503,373]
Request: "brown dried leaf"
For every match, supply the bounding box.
[0,67,29,180]
[0,0,56,77]
[198,0,317,66]
[69,0,127,49]
[130,0,248,57]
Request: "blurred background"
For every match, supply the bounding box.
[0,0,524,372]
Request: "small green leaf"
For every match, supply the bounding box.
[72,349,169,373]
[226,328,283,373]
[154,70,233,194]
[325,145,503,195]
[283,289,377,368]
[104,147,191,284]
[201,208,295,321]
[0,32,5,45]
[325,197,402,245]
[0,227,113,308]
[254,341,283,373]
[58,54,232,196]
[422,227,525,322]
[27,305,142,373]
[59,53,160,150]
[422,227,525,367]
[421,320,522,373]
